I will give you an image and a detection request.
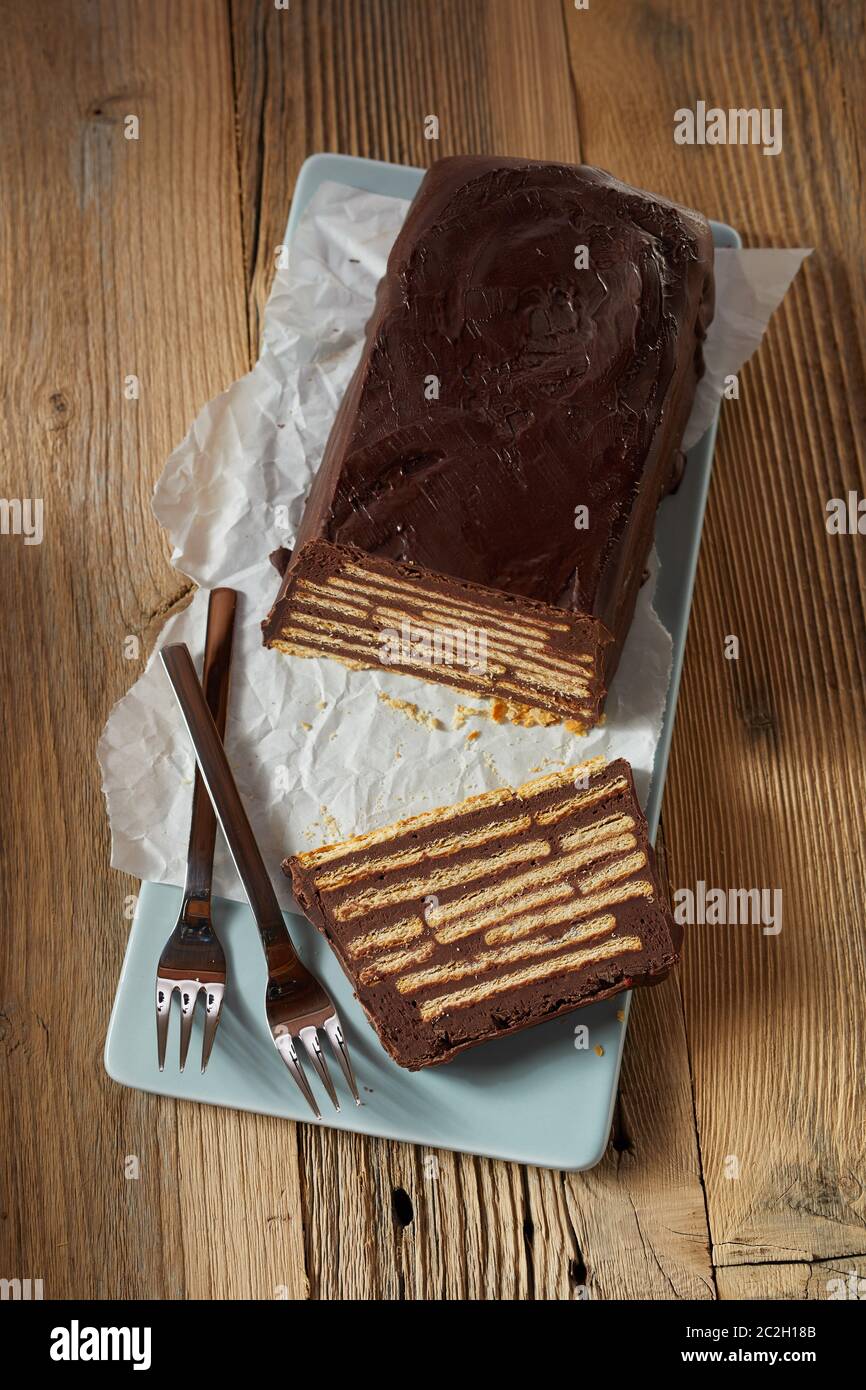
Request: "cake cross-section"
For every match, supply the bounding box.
[262,538,612,730]
[286,757,681,1069]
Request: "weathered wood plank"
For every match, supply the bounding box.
[719,1254,866,1301]
[0,0,309,1299]
[561,0,866,1273]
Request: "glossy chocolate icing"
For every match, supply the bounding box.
[289,156,714,679]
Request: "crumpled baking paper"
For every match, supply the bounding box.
[98,179,809,906]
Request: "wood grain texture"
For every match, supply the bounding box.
[561,0,866,1277]
[718,1254,866,1301]
[0,0,306,1299]
[1,0,863,1301]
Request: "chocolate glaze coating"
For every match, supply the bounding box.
[289,156,714,681]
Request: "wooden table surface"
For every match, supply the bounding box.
[2,0,864,1301]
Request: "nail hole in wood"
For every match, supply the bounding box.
[391,1186,414,1228]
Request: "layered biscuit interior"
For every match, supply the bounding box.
[263,539,610,731]
[288,756,679,1069]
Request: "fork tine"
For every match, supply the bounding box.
[156,981,174,1072]
[178,983,200,1072]
[323,1014,361,1106]
[200,983,224,1073]
[299,1026,339,1112]
[272,1029,322,1120]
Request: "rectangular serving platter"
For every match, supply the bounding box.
[105,154,741,1170]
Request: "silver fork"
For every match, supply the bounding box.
[156,587,238,1072]
[159,641,360,1119]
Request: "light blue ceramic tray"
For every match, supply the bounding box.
[105,155,740,1170]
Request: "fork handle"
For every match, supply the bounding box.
[161,642,294,966]
[183,588,238,910]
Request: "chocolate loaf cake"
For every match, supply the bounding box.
[287,757,681,1070]
[263,538,611,730]
[266,156,714,706]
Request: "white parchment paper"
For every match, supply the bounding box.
[98,180,809,906]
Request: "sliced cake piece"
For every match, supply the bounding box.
[286,757,682,1070]
[262,538,612,731]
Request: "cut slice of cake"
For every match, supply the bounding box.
[262,538,612,731]
[286,757,682,1070]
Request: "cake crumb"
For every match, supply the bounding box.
[452,702,486,730]
[300,721,312,732]
[465,730,480,744]
[509,702,559,728]
[491,698,559,728]
[594,1044,605,1057]
[529,756,567,773]
[564,718,588,736]
[377,691,444,731]
[454,699,561,731]
[319,805,342,840]
[616,1009,625,1023]
[317,700,327,710]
